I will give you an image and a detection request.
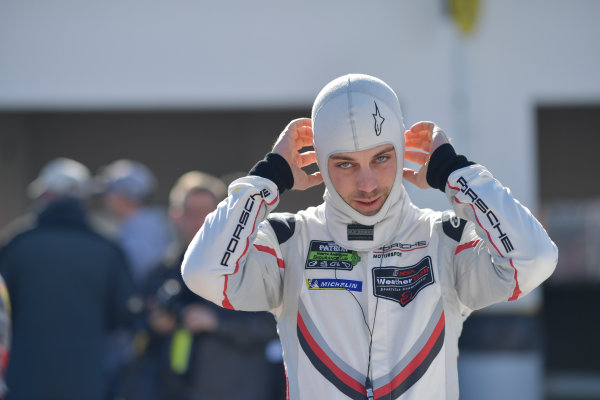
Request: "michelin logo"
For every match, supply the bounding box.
[306,279,362,292]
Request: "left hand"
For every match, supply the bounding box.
[402,121,450,189]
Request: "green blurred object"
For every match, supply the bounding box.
[170,328,193,374]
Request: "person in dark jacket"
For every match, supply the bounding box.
[137,171,281,400]
[0,158,135,400]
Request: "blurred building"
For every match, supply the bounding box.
[1,1,600,399]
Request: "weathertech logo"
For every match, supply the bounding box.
[372,101,385,136]
[372,257,435,307]
[456,176,514,254]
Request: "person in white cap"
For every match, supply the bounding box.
[181,74,557,399]
[0,158,93,245]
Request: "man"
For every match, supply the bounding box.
[97,159,175,398]
[0,158,134,400]
[182,74,557,399]
[98,159,174,286]
[140,171,280,400]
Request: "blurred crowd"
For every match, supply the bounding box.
[0,158,286,400]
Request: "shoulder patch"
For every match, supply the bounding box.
[267,213,296,244]
[441,211,467,242]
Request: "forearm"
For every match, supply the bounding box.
[427,143,557,307]
[181,176,282,310]
[446,165,557,301]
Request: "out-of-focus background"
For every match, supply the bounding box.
[0,1,599,399]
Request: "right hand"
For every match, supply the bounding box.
[272,118,323,191]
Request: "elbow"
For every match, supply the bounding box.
[535,238,559,283]
[181,251,208,297]
[180,248,225,307]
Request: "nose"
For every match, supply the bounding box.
[356,166,378,193]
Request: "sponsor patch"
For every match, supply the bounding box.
[306,278,363,292]
[372,241,428,259]
[305,240,360,270]
[372,256,435,307]
[441,211,467,243]
[347,224,374,241]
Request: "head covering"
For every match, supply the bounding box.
[99,159,156,203]
[28,158,91,199]
[312,74,416,250]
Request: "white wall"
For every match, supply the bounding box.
[1,0,599,210]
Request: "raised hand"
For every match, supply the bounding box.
[272,118,323,191]
[403,121,450,189]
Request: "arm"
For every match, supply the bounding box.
[181,118,322,312]
[404,122,558,310]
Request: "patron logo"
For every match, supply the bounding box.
[372,256,435,307]
[456,176,514,254]
[306,278,362,292]
[305,240,360,270]
[220,189,270,267]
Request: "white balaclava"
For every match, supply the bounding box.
[312,74,411,251]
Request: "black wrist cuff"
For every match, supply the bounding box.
[426,143,474,192]
[249,153,294,194]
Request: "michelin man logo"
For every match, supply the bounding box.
[372,101,385,136]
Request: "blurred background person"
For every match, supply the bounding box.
[95,159,175,399]
[0,158,134,400]
[127,170,282,400]
[97,159,175,288]
[0,274,10,400]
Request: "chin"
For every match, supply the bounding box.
[359,208,380,217]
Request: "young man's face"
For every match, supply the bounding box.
[327,144,397,216]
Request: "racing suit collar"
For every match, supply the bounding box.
[323,184,418,251]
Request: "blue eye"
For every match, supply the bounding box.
[338,162,352,169]
[376,155,389,163]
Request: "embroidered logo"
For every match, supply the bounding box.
[347,224,374,241]
[372,256,435,307]
[306,278,362,292]
[373,241,428,259]
[305,240,360,270]
[372,101,385,136]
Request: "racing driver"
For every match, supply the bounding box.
[181,74,557,399]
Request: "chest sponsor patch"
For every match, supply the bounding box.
[372,256,435,307]
[372,240,428,259]
[305,240,360,270]
[306,278,363,292]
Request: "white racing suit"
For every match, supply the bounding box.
[182,162,557,399]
